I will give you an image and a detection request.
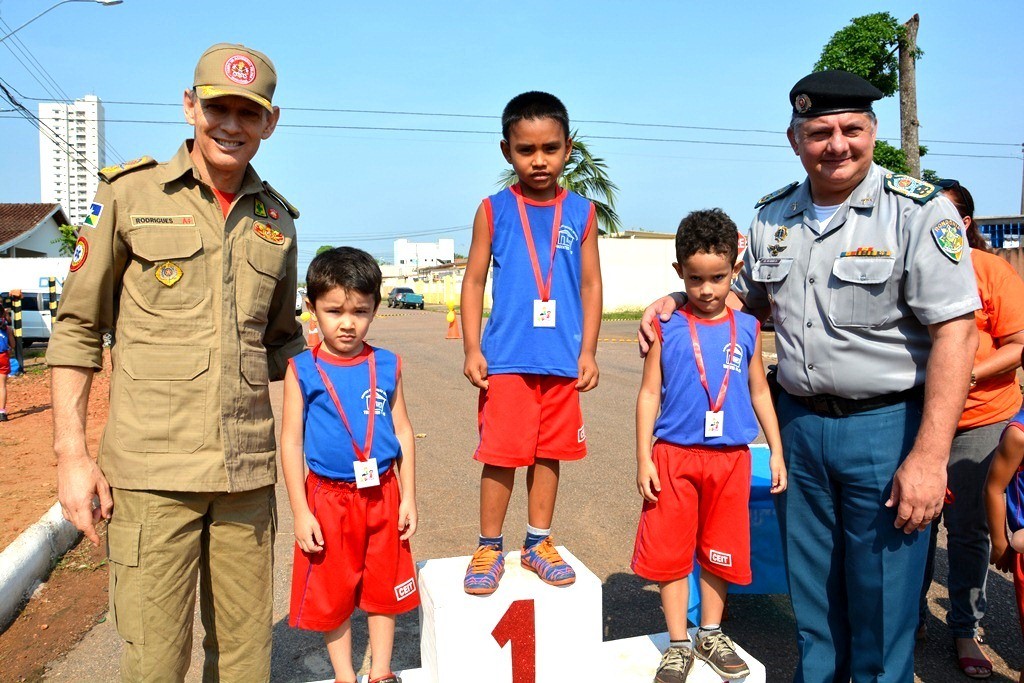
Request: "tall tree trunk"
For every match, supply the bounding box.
[899,14,920,177]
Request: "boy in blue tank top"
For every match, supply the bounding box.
[282,248,418,683]
[461,91,603,595]
[986,359,1024,680]
[633,210,785,682]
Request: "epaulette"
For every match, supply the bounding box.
[754,182,799,208]
[98,156,157,182]
[884,173,940,204]
[262,181,300,219]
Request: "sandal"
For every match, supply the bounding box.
[954,638,992,679]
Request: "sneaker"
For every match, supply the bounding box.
[368,675,401,683]
[654,645,693,683]
[0,412,8,422]
[464,545,504,595]
[693,629,749,680]
[520,536,575,586]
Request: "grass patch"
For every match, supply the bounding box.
[603,308,643,321]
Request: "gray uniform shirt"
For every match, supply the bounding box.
[734,163,980,400]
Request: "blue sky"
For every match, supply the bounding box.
[2,0,1022,276]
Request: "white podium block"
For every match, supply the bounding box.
[603,630,766,682]
[417,547,602,682]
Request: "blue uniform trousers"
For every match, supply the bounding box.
[776,392,926,683]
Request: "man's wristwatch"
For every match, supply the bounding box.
[969,372,977,388]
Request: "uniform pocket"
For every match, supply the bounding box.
[129,227,206,310]
[107,520,144,644]
[828,257,897,328]
[239,350,275,453]
[751,258,794,324]
[238,236,288,323]
[116,345,210,453]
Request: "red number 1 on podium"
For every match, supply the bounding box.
[491,599,536,683]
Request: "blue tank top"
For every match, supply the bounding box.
[481,185,595,378]
[654,308,761,447]
[1006,409,1024,532]
[291,345,402,482]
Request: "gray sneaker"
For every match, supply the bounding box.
[694,629,749,679]
[654,645,693,683]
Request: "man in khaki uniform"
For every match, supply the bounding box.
[49,43,304,681]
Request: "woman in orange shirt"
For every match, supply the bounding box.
[919,179,1024,678]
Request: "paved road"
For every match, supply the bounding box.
[44,311,1023,681]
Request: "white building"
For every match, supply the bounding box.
[38,95,106,226]
[393,238,455,275]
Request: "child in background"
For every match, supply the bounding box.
[461,91,602,595]
[985,362,1024,683]
[0,304,9,421]
[283,247,418,683]
[633,209,785,682]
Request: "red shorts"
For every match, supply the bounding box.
[289,467,419,631]
[631,442,751,585]
[0,352,9,376]
[475,373,587,467]
[1015,552,1024,645]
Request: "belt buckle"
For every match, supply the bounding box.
[825,396,846,418]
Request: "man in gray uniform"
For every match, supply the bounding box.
[642,70,979,682]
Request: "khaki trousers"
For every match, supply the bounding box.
[106,486,276,682]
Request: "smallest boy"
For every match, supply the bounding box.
[985,366,1024,683]
[633,209,785,682]
[283,248,418,683]
[0,305,9,421]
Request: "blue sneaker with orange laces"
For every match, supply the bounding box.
[464,545,505,595]
[520,536,575,586]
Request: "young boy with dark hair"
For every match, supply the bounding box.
[283,247,418,683]
[461,90,602,595]
[0,304,9,421]
[985,355,1024,683]
[633,209,785,682]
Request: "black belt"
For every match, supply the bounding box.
[786,386,924,418]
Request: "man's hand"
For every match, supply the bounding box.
[463,349,489,390]
[576,352,599,392]
[638,293,683,356]
[398,497,418,541]
[56,452,112,546]
[886,450,946,533]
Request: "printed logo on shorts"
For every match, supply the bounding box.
[722,342,744,373]
[394,578,417,601]
[709,549,732,567]
[578,425,586,443]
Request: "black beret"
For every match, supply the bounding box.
[789,70,884,117]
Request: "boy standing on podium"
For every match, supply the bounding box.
[460,91,602,595]
[632,210,785,682]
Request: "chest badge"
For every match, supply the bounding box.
[156,261,183,287]
[253,220,285,245]
[767,225,789,256]
[931,219,964,263]
[268,207,279,220]
[254,198,268,218]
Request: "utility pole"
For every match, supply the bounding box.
[899,14,921,177]
[1020,143,1023,215]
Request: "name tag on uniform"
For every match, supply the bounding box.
[533,299,556,328]
[705,411,724,438]
[355,458,380,489]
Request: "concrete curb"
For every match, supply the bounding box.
[0,501,82,628]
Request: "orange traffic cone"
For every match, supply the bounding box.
[307,317,321,348]
[445,313,462,340]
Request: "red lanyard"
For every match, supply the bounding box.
[685,307,737,413]
[514,190,562,302]
[312,343,377,462]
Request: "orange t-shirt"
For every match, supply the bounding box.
[960,250,1024,429]
[212,189,236,218]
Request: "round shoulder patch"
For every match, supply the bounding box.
[70,236,89,271]
[224,55,257,85]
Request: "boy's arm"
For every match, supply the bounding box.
[985,426,1024,572]
[461,203,492,389]
[972,330,1024,382]
[281,363,322,553]
[635,332,662,502]
[577,210,603,392]
[390,372,417,541]
[748,328,786,493]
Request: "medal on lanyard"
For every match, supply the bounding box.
[686,308,737,439]
[312,343,380,488]
[514,191,562,328]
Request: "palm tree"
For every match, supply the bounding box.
[498,130,622,235]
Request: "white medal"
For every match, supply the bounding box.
[533,299,557,328]
[705,410,725,438]
[355,458,380,489]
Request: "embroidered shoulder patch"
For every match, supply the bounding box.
[755,182,799,208]
[884,173,939,203]
[70,236,89,271]
[99,156,157,182]
[931,219,964,263]
[253,220,285,245]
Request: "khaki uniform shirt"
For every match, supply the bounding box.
[734,163,980,400]
[47,141,305,492]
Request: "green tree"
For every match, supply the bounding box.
[499,131,622,235]
[316,245,335,256]
[51,224,78,256]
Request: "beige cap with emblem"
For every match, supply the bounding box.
[193,43,276,113]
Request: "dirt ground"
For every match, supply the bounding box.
[0,351,112,681]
